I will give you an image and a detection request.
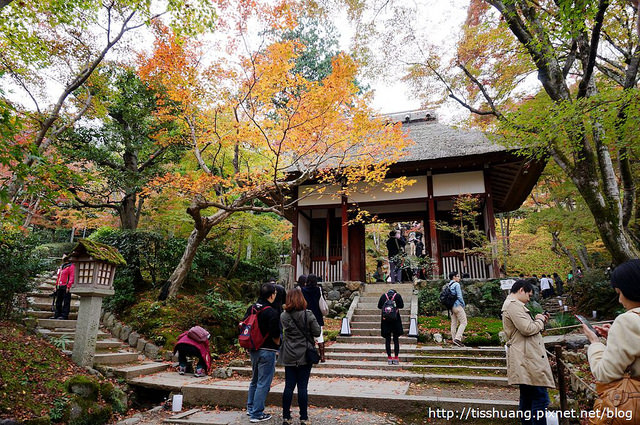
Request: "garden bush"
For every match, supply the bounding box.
[417,279,506,317]
[565,269,621,320]
[0,228,49,319]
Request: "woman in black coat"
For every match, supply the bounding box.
[301,274,326,362]
[378,289,404,365]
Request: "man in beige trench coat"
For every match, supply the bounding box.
[502,280,555,425]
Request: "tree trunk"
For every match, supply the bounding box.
[551,231,578,272]
[160,226,210,300]
[120,194,139,230]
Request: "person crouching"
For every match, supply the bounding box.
[173,326,211,377]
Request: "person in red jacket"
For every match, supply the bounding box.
[173,326,212,377]
[54,254,75,320]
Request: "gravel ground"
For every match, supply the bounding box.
[114,405,520,425]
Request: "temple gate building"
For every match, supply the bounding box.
[286,110,544,281]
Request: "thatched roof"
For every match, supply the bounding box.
[72,239,127,266]
[398,120,505,163]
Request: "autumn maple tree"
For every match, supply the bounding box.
[137,15,409,299]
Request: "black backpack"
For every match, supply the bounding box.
[381,292,398,321]
[440,282,458,310]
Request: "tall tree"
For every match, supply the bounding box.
[347,0,640,264]
[0,0,216,223]
[58,67,184,230]
[138,20,410,299]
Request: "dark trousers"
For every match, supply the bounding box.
[54,286,71,319]
[175,343,206,370]
[384,334,400,357]
[519,384,549,425]
[282,364,313,421]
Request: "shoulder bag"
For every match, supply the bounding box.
[319,289,329,316]
[589,311,640,425]
[292,311,320,364]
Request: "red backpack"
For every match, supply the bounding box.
[238,304,271,350]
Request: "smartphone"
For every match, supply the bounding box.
[575,314,601,336]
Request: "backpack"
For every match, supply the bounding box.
[187,326,210,343]
[381,292,398,321]
[238,304,271,350]
[440,282,458,310]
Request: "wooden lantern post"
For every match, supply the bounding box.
[70,239,126,367]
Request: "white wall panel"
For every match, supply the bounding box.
[432,171,485,196]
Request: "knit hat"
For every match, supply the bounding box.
[610,259,640,302]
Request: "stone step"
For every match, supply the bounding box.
[355,308,411,315]
[314,360,507,375]
[357,296,414,303]
[59,339,123,351]
[28,292,80,300]
[101,362,170,379]
[350,328,411,337]
[336,335,417,344]
[94,351,141,365]
[351,314,386,322]
[38,318,78,329]
[231,366,509,386]
[327,343,506,357]
[26,310,78,319]
[129,373,519,416]
[30,302,79,312]
[350,321,410,330]
[363,283,415,293]
[39,329,110,339]
[325,352,506,365]
[356,303,412,311]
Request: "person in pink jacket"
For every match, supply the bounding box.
[54,254,75,320]
[173,326,212,377]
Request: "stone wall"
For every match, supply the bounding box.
[320,281,363,318]
[100,310,172,362]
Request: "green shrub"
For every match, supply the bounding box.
[566,269,620,319]
[0,228,49,319]
[417,279,506,317]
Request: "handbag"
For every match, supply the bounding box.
[589,311,640,425]
[292,311,320,365]
[589,374,640,425]
[319,291,329,316]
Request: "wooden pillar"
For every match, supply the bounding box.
[341,195,349,281]
[325,208,331,281]
[427,174,441,277]
[484,169,500,278]
[291,207,298,277]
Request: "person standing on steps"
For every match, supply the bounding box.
[502,280,554,425]
[53,253,75,320]
[386,229,406,283]
[301,274,326,363]
[378,288,404,365]
[245,282,281,423]
[448,271,467,347]
[280,288,321,425]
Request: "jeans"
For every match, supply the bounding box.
[247,349,277,419]
[519,384,550,425]
[389,259,402,283]
[282,364,313,421]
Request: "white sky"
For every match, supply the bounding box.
[2,1,472,124]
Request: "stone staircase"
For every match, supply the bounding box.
[26,271,169,378]
[128,282,518,418]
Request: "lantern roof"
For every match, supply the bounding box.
[72,239,126,266]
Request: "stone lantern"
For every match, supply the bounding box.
[70,239,126,367]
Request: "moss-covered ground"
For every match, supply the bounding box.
[0,321,116,422]
[418,316,503,346]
